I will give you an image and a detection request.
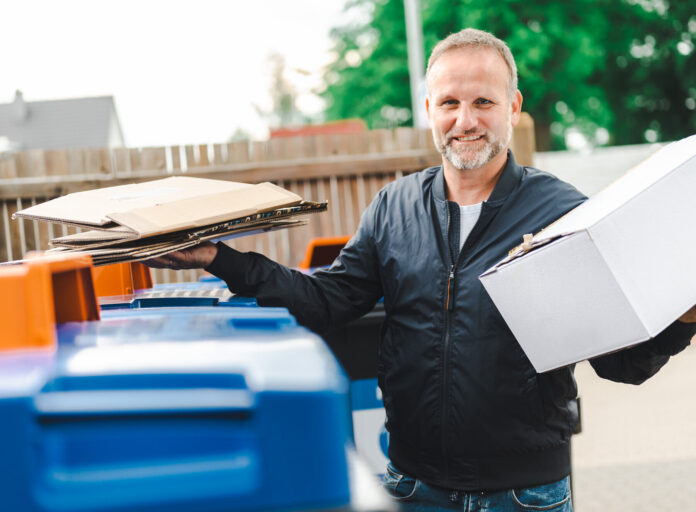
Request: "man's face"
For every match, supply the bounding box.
[426,47,522,171]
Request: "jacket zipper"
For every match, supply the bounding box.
[441,263,454,479]
[441,204,457,481]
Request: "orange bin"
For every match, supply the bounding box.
[93,262,153,297]
[297,236,351,270]
[0,253,100,352]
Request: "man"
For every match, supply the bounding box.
[149,29,696,511]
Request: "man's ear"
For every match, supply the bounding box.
[510,90,523,126]
[425,96,431,124]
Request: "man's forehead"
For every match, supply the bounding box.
[427,47,509,95]
[430,46,507,76]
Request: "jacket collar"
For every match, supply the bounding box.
[432,149,524,206]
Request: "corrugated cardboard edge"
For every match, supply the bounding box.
[11,213,119,230]
[107,182,302,239]
[88,220,309,266]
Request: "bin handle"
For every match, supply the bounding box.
[34,388,253,416]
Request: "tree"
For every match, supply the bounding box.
[257,53,308,129]
[322,0,696,149]
[323,0,411,129]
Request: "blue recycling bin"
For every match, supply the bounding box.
[0,309,351,512]
[99,282,257,310]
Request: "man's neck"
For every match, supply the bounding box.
[443,150,508,206]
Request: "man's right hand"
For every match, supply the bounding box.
[143,242,218,270]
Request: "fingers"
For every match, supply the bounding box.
[141,243,218,270]
[678,305,696,323]
[141,256,178,269]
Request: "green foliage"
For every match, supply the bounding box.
[322,0,696,149]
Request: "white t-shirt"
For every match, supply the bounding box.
[459,203,482,251]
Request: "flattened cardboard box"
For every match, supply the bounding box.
[14,176,303,240]
[13,176,327,265]
[480,134,696,373]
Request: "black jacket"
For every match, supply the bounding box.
[208,151,695,491]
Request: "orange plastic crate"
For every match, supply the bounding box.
[297,236,351,270]
[0,253,100,351]
[93,262,153,297]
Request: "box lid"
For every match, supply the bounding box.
[485,134,696,273]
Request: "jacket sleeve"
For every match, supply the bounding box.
[589,320,696,384]
[205,193,385,334]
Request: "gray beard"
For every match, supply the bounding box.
[438,117,513,171]
[442,137,502,170]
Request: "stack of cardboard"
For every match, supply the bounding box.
[14,176,327,266]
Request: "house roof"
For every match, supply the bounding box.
[0,91,125,150]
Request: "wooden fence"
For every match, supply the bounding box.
[0,115,535,284]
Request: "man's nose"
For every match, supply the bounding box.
[454,106,477,132]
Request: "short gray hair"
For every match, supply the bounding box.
[426,28,518,101]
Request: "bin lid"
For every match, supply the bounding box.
[0,309,343,399]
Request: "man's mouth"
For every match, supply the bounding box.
[451,134,484,142]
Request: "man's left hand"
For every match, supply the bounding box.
[679,305,696,323]
[142,242,218,270]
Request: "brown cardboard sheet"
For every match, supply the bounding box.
[16,176,327,266]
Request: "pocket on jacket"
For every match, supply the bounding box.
[510,476,571,511]
[382,462,419,501]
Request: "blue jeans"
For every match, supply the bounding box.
[382,463,572,511]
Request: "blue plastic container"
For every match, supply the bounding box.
[0,310,351,512]
[99,285,257,310]
[78,307,297,343]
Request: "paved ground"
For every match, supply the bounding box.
[571,343,696,511]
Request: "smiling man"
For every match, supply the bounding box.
[148,29,696,511]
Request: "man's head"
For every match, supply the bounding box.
[426,29,518,102]
[425,29,522,172]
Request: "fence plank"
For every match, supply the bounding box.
[67,149,88,174]
[31,197,51,253]
[26,150,47,177]
[184,145,196,170]
[140,147,167,171]
[227,141,250,164]
[5,200,23,260]
[312,134,331,158]
[129,148,144,172]
[0,157,17,178]
[83,148,114,176]
[112,147,131,175]
[169,145,182,171]
[212,144,225,165]
[15,197,40,254]
[511,113,535,167]
[197,144,210,167]
[14,152,29,178]
[341,177,358,236]
[0,201,12,261]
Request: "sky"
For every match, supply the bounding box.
[1,0,347,147]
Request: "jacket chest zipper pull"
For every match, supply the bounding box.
[446,265,455,311]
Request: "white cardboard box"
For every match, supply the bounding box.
[480,134,696,372]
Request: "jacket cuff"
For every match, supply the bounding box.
[204,242,252,290]
[650,320,696,356]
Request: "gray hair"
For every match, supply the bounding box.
[426,28,518,101]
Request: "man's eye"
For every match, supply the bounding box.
[442,99,458,106]
[476,98,493,105]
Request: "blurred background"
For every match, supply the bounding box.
[1,0,694,152]
[1,2,696,511]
